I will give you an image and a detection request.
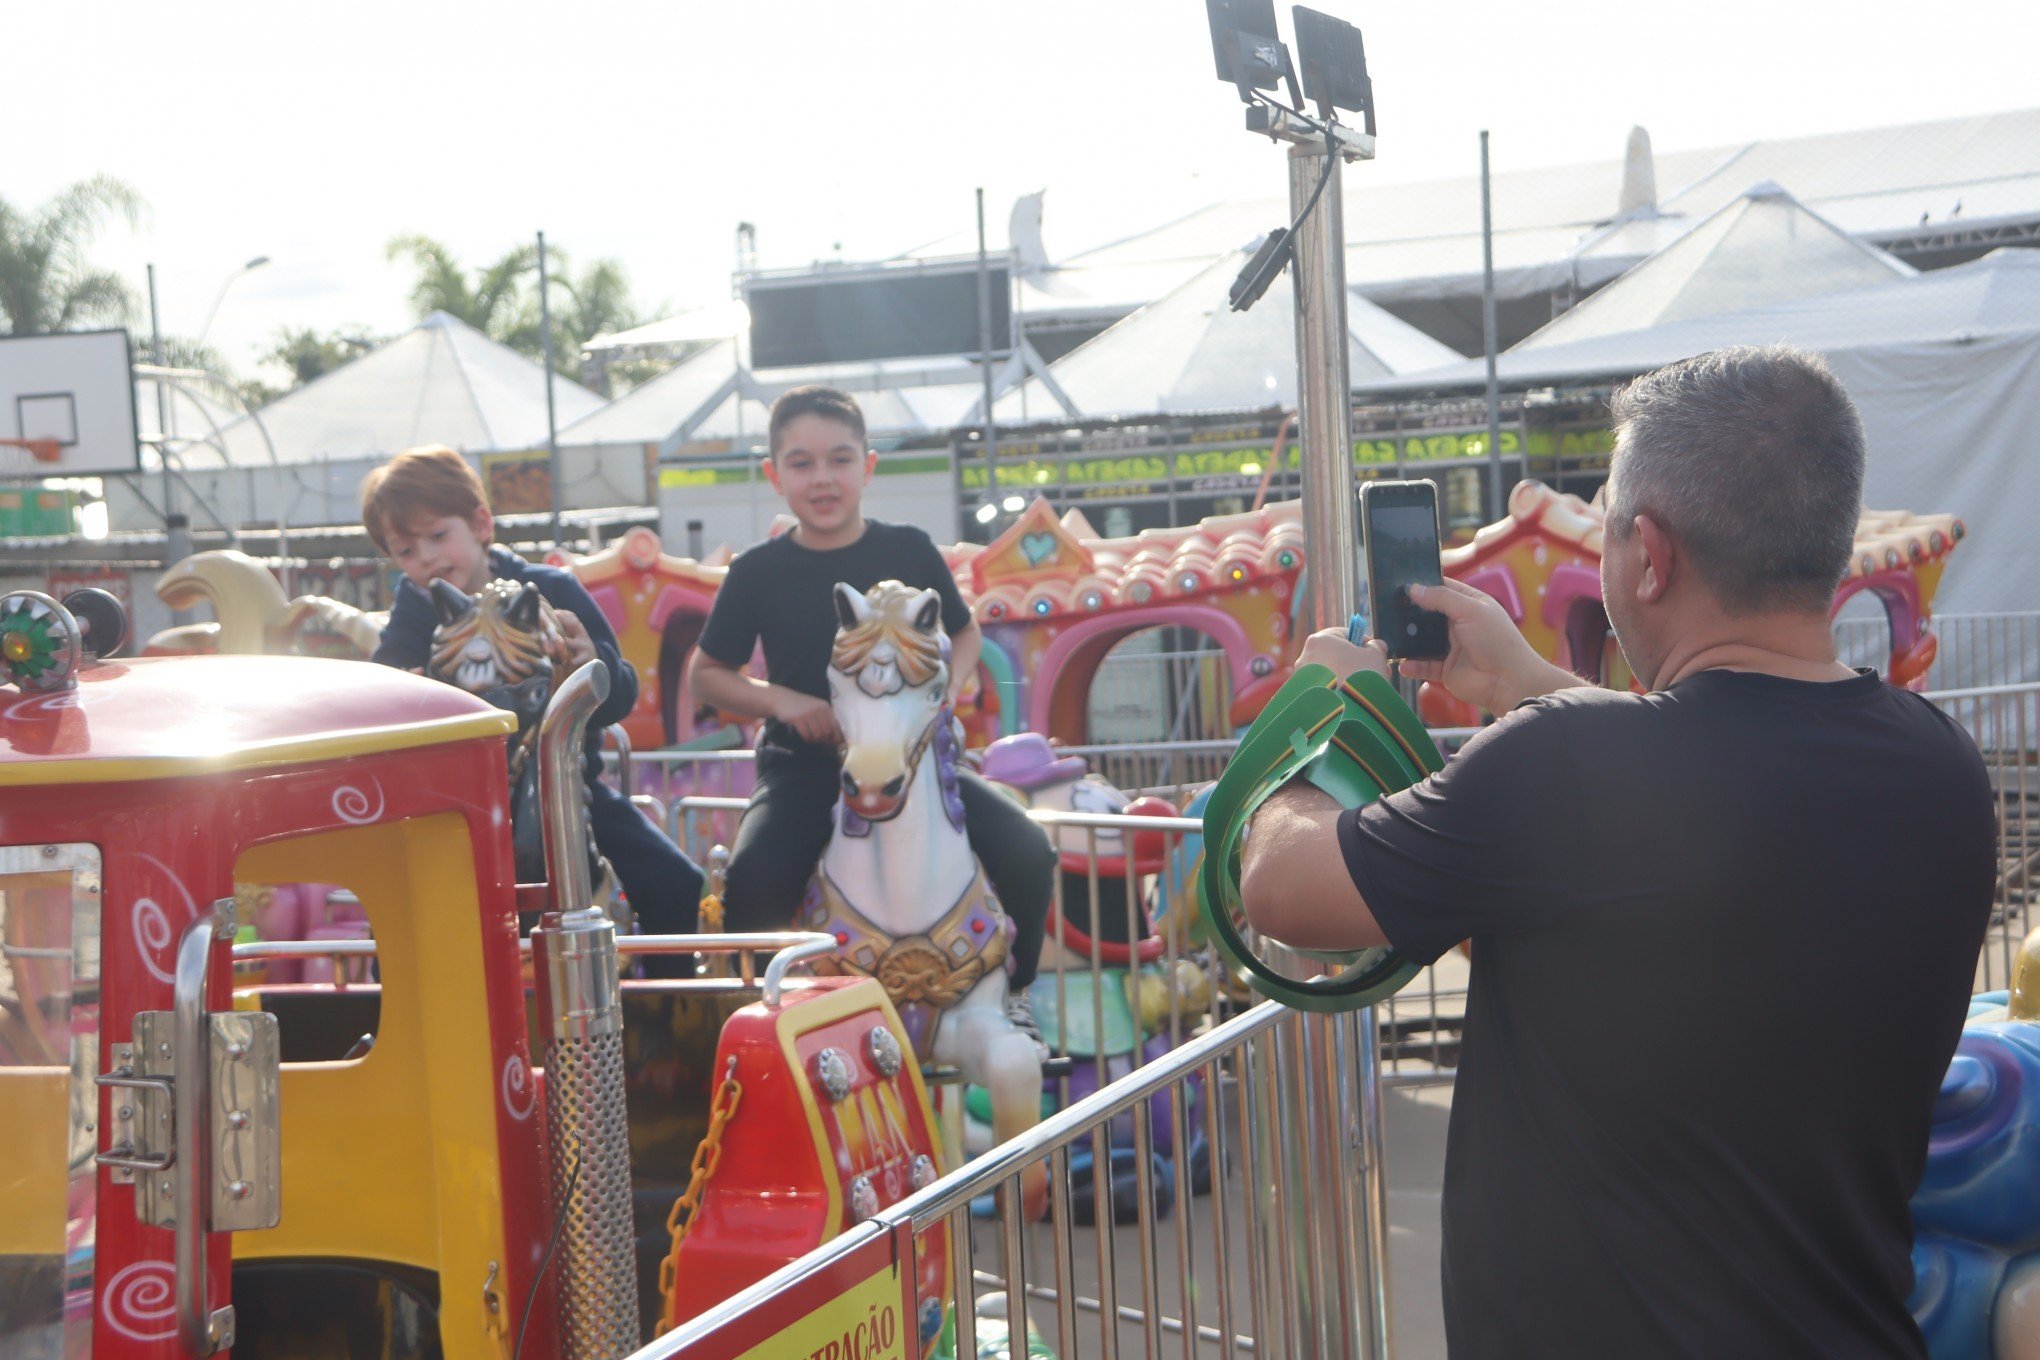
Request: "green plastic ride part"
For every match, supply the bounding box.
[1197,665,1444,1012]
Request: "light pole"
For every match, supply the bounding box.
[197,255,271,345]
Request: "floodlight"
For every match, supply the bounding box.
[1229,228,1292,313]
[1205,0,1296,104]
[1291,7,1374,132]
[1001,495,1025,512]
[975,503,999,525]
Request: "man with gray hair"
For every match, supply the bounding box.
[1241,346,1995,1357]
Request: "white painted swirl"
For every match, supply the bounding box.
[3,686,106,719]
[102,1260,177,1341]
[132,898,174,984]
[331,780,385,825]
[501,1054,536,1122]
[130,854,196,986]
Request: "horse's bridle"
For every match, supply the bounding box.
[841,703,946,823]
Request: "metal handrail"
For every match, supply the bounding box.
[231,940,376,962]
[604,724,634,798]
[1921,681,2040,701]
[673,796,1205,836]
[632,998,1293,1358]
[230,933,836,1004]
[174,904,237,1355]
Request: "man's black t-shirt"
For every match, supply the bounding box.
[1340,669,1995,1359]
[698,519,972,756]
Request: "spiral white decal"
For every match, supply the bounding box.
[331,780,385,825]
[501,1054,536,1121]
[130,854,196,985]
[3,686,107,720]
[102,1260,177,1341]
[132,898,175,984]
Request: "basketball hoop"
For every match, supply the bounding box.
[0,438,63,481]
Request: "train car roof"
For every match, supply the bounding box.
[0,654,516,786]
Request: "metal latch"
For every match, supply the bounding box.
[96,1009,282,1231]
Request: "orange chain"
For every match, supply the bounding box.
[654,1056,744,1330]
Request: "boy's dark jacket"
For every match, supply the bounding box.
[371,545,636,781]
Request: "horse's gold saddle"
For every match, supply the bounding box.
[801,867,1010,1018]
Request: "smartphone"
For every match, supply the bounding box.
[1360,479,1449,659]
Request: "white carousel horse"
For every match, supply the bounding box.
[800,581,1045,1211]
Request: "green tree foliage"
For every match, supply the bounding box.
[239,326,380,407]
[387,234,647,384]
[385,234,538,340]
[0,175,143,336]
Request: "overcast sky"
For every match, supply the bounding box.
[13,0,2038,381]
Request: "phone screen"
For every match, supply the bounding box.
[1365,486,1449,659]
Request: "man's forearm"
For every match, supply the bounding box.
[1238,780,1389,952]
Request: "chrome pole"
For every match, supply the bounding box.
[1289,126,1394,1359]
[173,905,237,1355]
[532,659,640,1358]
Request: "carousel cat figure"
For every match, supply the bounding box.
[799,580,1046,1212]
[425,577,592,888]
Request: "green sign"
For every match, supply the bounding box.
[0,488,73,539]
[659,453,951,490]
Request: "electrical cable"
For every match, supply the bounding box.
[1228,111,1341,311]
[513,1142,583,1360]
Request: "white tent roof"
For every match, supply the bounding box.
[583,300,750,354]
[557,338,986,449]
[1515,183,1913,351]
[135,379,242,446]
[207,311,603,466]
[1068,107,2040,302]
[1370,246,2040,391]
[994,247,1460,422]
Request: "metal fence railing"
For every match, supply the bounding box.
[1836,611,2040,690]
[1087,644,1237,747]
[1927,682,2039,994]
[634,997,1391,1360]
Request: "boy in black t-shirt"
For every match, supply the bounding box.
[693,387,1055,1047]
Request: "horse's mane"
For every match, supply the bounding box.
[832,581,945,696]
[430,578,564,688]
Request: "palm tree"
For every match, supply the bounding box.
[0,175,143,335]
[500,252,644,383]
[385,234,536,339]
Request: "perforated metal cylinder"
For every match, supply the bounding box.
[534,907,639,1360]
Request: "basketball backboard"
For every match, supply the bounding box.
[0,329,140,477]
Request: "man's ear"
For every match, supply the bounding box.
[1634,514,1676,604]
[469,503,495,544]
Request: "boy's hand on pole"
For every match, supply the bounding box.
[556,612,598,668]
[775,690,843,746]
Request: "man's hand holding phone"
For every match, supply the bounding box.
[1395,579,1588,714]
